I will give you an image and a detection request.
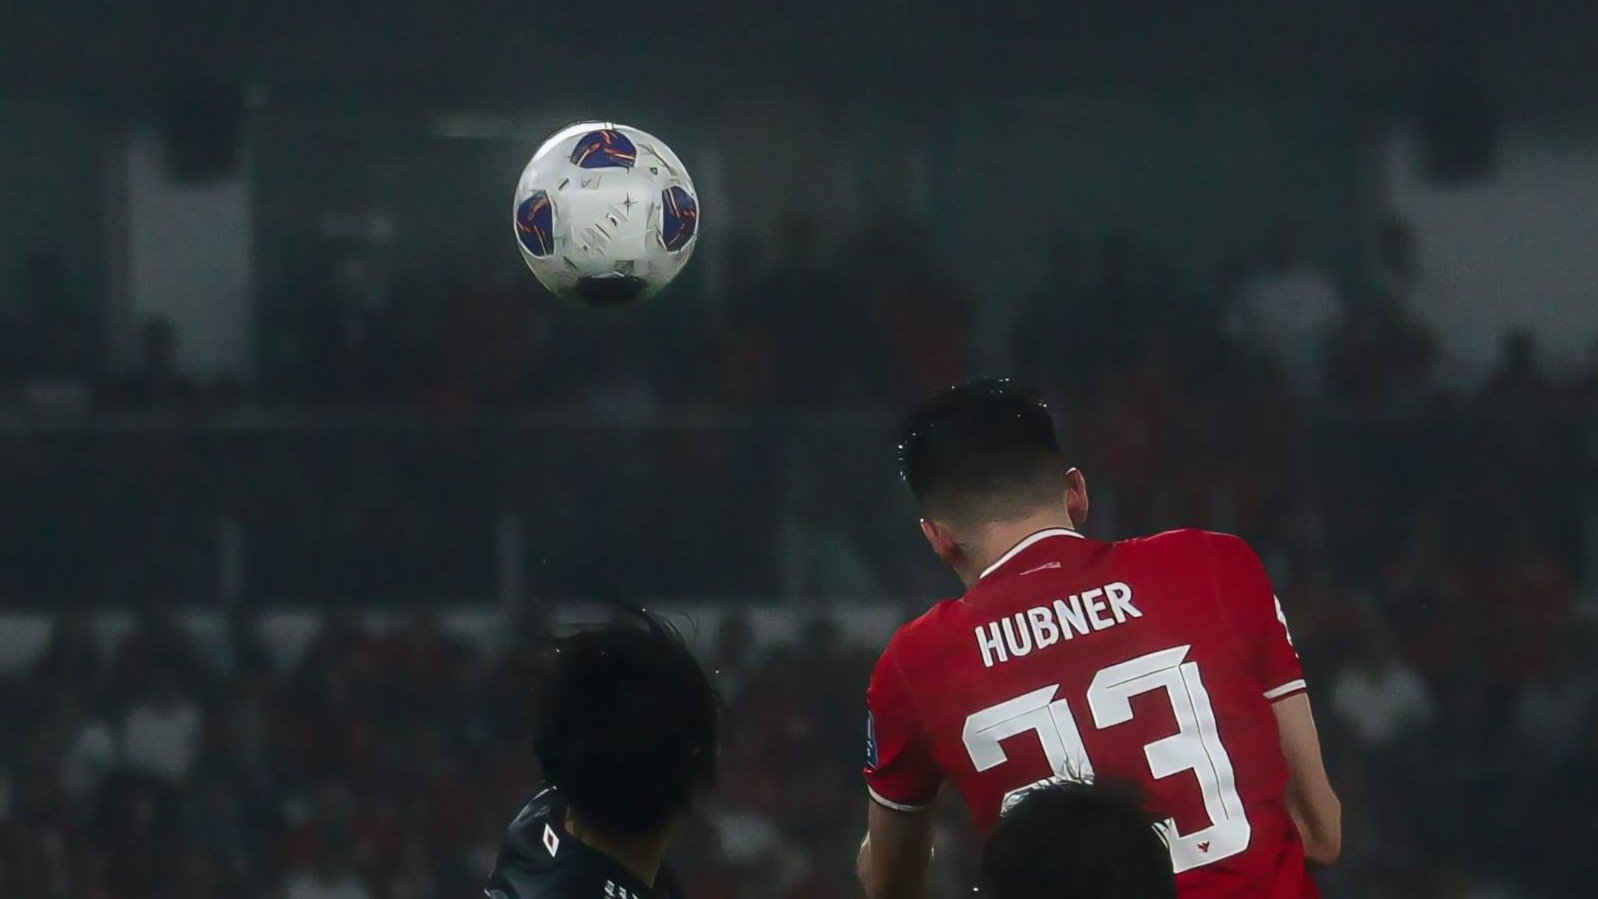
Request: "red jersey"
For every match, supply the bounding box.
[865,528,1317,898]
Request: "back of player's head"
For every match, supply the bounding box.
[530,610,718,839]
[981,779,1175,899]
[899,378,1066,526]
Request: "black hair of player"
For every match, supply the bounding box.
[898,378,1066,525]
[530,610,718,840]
[981,779,1175,899]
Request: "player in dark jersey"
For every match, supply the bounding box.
[982,779,1176,899]
[488,613,717,899]
[857,379,1340,899]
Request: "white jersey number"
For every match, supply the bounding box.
[960,644,1251,874]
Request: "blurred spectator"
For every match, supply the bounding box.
[109,318,196,409]
[190,775,255,886]
[1366,216,1432,321]
[53,690,116,801]
[97,772,186,899]
[6,251,93,411]
[121,675,202,782]
[1228,225,1344,395]
[1562,334,1598,404]
[1325,293,1436,405]
[858,221,971,404]
[712,613,757,702]
[222,607,277,679]
[1326,630,1438,870]
[1478,331,1548,402]
[33,611,104,696]
[325,253,401,403]
[1078,234,1149,376]
[435,260,540,408]
[109,610,212,704]
[384,834,439,899]
[1011,235,1080,395]
[1512,639,1591,770]
[1329,632,1435,752]
[283,842,370,899]
[580,328,662,418]
[1529,713,1598,896]
[713,317,780,410]
[0,766,74,897]
[751,215,870,405]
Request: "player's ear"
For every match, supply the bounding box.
[1064,468,1089,530]
[920,518,962,566]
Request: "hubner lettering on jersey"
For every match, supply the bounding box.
[975,581,1142,668]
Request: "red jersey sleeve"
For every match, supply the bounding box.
[863,639,942,811]
[1203,531,1307,702]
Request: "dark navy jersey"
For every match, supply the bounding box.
[486,788,687,899]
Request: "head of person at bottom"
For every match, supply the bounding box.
[981,778,1176,899]
[899,377,1088,585]
[531,611,719,878]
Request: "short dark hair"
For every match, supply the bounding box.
[981,779,1175,899]
[530,611,718,839]
[898,378,1066,525]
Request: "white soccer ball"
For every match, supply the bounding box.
[512,121,699,306]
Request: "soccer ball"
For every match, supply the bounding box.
[512,122,699,306]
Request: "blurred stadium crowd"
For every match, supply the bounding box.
[2,215,1596,898]
[7,211,1598,417]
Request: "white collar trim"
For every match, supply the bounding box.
[979,528,1084,581]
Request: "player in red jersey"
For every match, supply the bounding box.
[857,379,1340,899]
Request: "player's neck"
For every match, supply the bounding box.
[564,810,670,887]
[960,511,1080,586]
